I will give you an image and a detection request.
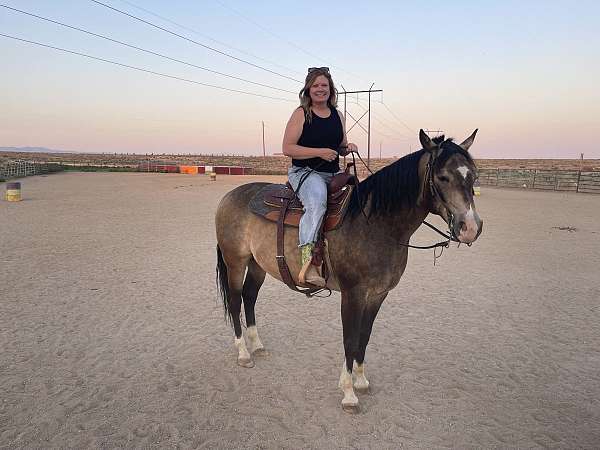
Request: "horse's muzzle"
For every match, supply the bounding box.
[454,213,483,244]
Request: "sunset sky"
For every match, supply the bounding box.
[1,0,599,158]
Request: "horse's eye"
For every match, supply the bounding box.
[438,176,450,183]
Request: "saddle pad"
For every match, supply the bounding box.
[248,183,354,231]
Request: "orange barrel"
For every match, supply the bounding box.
[6,182,22,201]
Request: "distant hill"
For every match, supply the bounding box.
[0,146,75,154]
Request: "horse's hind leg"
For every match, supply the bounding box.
[217,247,254,368]
[242,258,266,354]
[231,267,254,368]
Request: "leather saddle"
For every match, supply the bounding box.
[248,169,356,231]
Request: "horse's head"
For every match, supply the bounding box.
[419,129,483,244]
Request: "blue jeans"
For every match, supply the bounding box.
[288,166,335,247]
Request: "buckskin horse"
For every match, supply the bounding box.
[215,129,483,412]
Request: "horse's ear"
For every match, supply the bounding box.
[459,129,478,152]
[419,129,436,153]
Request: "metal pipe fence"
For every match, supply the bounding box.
[479,168,600,194]
[0,160,64,180]
[3,160,599,195]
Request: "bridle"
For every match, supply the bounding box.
[352,145,461,252]
[422,147,461,244]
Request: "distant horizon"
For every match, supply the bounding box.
[1,146,597,161]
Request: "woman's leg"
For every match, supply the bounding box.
[288,167,330,246]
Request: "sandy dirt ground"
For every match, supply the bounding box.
[1,172,600,449]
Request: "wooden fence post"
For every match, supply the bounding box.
[532,169,537,189]
[576,171,581,193]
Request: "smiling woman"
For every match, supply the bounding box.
[281,67,358,286]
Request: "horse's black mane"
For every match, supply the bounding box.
[348,136,474,218]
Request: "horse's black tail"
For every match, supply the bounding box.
[216,245,232,325]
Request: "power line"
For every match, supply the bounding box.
[349,97,412,139]
[343,93,412,144]
[349,90,415,139]
[93,0,412,131]
[117,0,304,79]
[379,101,415,134]
[0,33,296,102]
[212,0,368,84]
[88,0,303,84]
[0,4,297,94]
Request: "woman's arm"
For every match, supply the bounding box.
[282,108,337,161]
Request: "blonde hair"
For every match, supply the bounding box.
[298,69,338,123]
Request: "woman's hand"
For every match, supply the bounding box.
[339,143,358,156]
[320,148,338,162]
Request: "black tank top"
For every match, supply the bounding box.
[292,106,344,173]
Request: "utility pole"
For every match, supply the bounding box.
[339,85,383,167]
[379,141,382,159]
[368,83,373,166]
[262,121,266,157]
[343,90,347,166]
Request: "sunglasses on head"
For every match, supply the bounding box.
[308,67,329,74]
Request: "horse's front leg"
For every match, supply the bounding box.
[338,289,365,413]
[353,293,387,393]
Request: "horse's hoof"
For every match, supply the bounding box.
[252,347,268,357]
[341,393,359,414]
[354,385,370,394]
[342,402,360,414]
[237,357,254,368]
